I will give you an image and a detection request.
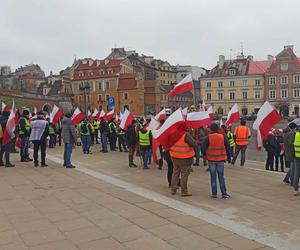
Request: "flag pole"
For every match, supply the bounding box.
[192,80,196,108]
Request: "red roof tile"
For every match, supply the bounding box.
[248,60,272,75]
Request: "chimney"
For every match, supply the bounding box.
[267,55,273,63]
[284,45,294,51]
[247,55,253,61]
[218,55,225,69]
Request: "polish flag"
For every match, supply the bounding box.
[120,109,134,131]
[2,100,16,145]
[253,101,281,150]
[71,107,85,124]
[116,114,121,124]
[50,104,64,125]
[87,110,92,117]
[146,116,161,131]
[207,106,214,120]
[225,103,240,126]
[1,102,10,113]
[152,108,186,150]
[167,74,193,97]
[104,109,114,121]
[155,108,167,121]
[201,100,207,111]
[100,109,106,118]
[182,107,188,119]
[186,111,211,128]
[92,108,100,119]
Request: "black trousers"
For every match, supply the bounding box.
[0,140,10,165]
[275,154,284,171]
[265,151,274,171]
[33,140,47,164]
[108,133,117,150]
[118,135,127,151]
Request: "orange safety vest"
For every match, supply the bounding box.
[206,133,227,161]
[235,125,250,146]
[169,134,195,159]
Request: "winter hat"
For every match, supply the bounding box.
[210,123,219,132]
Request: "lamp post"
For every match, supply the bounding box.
[79,81,90,115]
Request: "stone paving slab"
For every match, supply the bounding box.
[0,153,274,250]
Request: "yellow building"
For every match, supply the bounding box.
[153,60,177,85]
[200,55,270,115]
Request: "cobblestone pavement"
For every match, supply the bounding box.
[0,145,299,249]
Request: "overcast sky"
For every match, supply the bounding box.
[0,0,299,74]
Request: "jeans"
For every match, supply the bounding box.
[284,161,295,184]
[265,151,274,171]
[49,134,56,148]
[209,161,228,196]
[232,145,247,166]
[33,140,46,164]
[194,144,201,164]
[63,143,73,167]
[275,154,284,171]
[81,135,91,153]
[141,147,151,168]
[294,158,300,191]
[101,133,108,152]
[20,136,29,159]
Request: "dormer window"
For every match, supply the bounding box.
[281,63,288,71]
[229,69,236,76]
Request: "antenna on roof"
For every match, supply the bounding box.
[230,49,232,62]
[240,42,244,56]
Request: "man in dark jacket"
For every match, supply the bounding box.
[19,110,32,162]
[99,117,109,153]
[126,120,138,167]
[62,113,76,168]
[264,130,276,171]
[29,112,49,167]
[0,111,15,167]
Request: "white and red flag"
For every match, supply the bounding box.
[155,108,167,121]
[146,117,161,131]
[100,109,106,118]
[152,108,186,150]
[92,108,100,119]
[2,100,16,145]
[207,106,214,120]
[201,100,207,111]
[225,103,240,126]
[50,104,64,125]
[186,111,211,128]
[182,107,188,119]
[119,109,134,131]
[71,107,85,124]
[167,74,193,97]
[1,102,10,113]
[253,101,281,150]
[87,110,92,117]
[104,109,114,121]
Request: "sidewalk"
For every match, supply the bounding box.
[0,153,273,250]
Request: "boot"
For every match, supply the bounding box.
[5,163,15,168]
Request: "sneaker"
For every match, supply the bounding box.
[293,191,299,196]
[5,163,15,168]
[20,158,29,162]
[66,165,75,168]
[34,162,39,167]
[171,190,177,195]
[181,193,192,197]
[222,194,231,199]
[143,166,150,170]
[193,163,199,166]
[26,158,33,161]
[132,163,138,168]
[211,195,217,199]
[41,163,48,167]
[283,180,290,185]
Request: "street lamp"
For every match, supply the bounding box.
[79,81,90,115]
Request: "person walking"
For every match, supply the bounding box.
[29,112,49,167]
[0,110,15,167]
[292,125,300,196]
[79,118,92,154]
[203,123,231,199]
[138,128,152,169]
[275,129,284,172]
[283,122,297,185]
[99,117,109,153]
[18,110,32,162]
[61,112,76,168]
[170,131,196,197]
[263,130,276,171]
[231,120,251,167]
[126,120,138,167]
[48,122,57,148]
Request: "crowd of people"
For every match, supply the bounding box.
[0,106,300,198]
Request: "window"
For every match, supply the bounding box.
[229,69,236,76]
[255,91,261,99]
[98,94,102,101]
[269,77,276,85]
[88,71,93,76]
[294,75,300,84]
[242,92,248,100]
[206,93,211,101]
[255,79,261,86]
[229,92,235,100]
[294,89,300,98]
[242,79,248,86]
[269,90,276,99]
[281,76,288,84]
[218,92,223,100]
[230,81,235,87]
[281,89,288,98]
[106,81,110,89]
[123,92,128,100]
[206,82,211,88]
[86,95,90,103]
[98,82,102,90]
[218,81,223,87]
[281,63,288,71]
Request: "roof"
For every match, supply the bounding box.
[0,89,23,96]
[118,74,137,90]
[75,59,123,71]
[248,60,272,75]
